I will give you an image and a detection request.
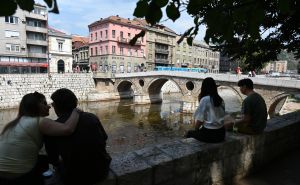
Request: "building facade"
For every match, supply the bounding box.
[72,35,89,72]
[175,37,220,73]
[262,60,288,73]
[0,4,48,74]
[48,27,72,73]
[136,20,177,70]
[88,15,146,73]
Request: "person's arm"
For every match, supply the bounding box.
[39,109,80,136]
[193,97,207,130]
[234,114,251,126]
[195,120,204,130]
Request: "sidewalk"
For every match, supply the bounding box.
[237,148,300,185]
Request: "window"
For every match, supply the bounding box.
[90,33,93,41]
[95,47,98,55]
[100,31,102,38]
[112,30,115,38]
[100,46,102,55]
[90,48,93,56]
[5,16,18,24]
[6,44,20,52]
[112,46,116,54]
[105,30,108,38]
[128,33,131,39]
[105,46,108,54]
[58,42,63,51]
[135,50,138,57]
[128,49,131,56]
[95,32,97,40]
[33,7,46,15]
[5,30,20,38]
[120,47,124,55]
[120,31,123,39]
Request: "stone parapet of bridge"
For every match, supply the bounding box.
[97,111,300,185]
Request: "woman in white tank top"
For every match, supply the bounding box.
[185,77,226,143]
[0,92,80,185]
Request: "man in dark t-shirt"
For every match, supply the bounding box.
[45,88,111,185]
[231,79,267,134]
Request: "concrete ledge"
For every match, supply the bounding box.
[98,111,300,185]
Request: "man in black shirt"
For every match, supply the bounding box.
[228,78,267,134]
[45,88,111,185]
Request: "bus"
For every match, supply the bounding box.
[154,66,208,73]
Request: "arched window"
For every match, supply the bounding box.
[57,60,65,73]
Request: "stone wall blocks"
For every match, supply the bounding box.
[134,146,174,184]
[156,140,197,160]
[109,152,153,185]
[95,170,117,185]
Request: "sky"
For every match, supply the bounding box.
[36,0,206,40]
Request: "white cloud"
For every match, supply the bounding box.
[36,0,206,40]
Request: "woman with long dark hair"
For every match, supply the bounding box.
[0,92,80,185]
[186,77,226,143]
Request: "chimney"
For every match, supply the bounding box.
[116,15,119,17]
[128,18,130,20]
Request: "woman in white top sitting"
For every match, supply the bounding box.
[0,92,80,185]
[186,77,226,143]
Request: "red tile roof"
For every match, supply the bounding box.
[72,35,89,44]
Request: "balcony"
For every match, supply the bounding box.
[117,37,142,45]
[28,53,47,58]
[27,39,47,46]
[26,26,47,33]
[155,49,169,54]
[24,12,47,21]
[118,37,128,44]
[155,38,170,45]
[155,59,169,64]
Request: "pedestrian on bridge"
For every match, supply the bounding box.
[185,77,226,143]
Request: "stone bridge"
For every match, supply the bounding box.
[92,71,300,116]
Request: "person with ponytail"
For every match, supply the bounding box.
[186,77,226,143]
[0,92,80,185]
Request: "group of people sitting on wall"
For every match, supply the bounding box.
[186,77,267,142]
[0,78,267,185]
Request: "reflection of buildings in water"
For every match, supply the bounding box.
[116,99,135,120]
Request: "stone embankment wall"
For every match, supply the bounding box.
[0,73,95,109]
[99,111,300,185]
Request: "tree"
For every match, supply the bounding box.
[0,0,59,16]
[133,0,299,70]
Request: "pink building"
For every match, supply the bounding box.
[88,15,146,73]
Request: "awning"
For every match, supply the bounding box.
[0,62,48,68]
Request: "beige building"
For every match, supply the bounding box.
[175,37,220,73]
[48,27,72,73]
[263,60,288,73]
[0,4,48,74]
[72,35,89,72]
[142,23,177,70]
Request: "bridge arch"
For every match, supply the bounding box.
[147,78,183,96]
[116,80,138,99]
[146,78,184,103]
[217,85,244,113]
